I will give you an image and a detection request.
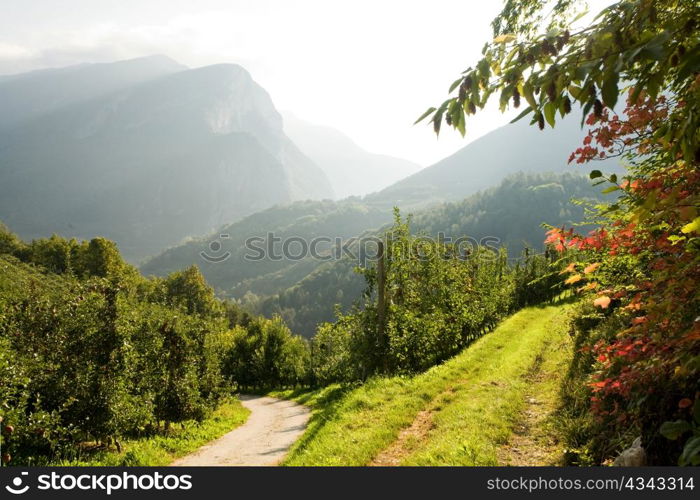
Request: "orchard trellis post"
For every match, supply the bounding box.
[376,240,388,371]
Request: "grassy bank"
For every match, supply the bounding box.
[272,301,574,466]
[54,398,250,466]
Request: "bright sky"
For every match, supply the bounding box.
[0,0,610,166]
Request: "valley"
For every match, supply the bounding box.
[1,0,697,470]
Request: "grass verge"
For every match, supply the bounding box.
[272,301,574,466]
[55,397,250,466]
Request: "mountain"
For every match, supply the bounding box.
[283,113,421,198]
[140,199,393,298]
[0,55,187,130]
[0,58,333,261]
[371,113,622,209]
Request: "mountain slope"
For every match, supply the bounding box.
[372,114,621,209]
[143,172,602,337]
[0,55,187,130]
[254,172,601,336]
[140,199,392,297]
[0,59,333,261]
[283,113,421,198]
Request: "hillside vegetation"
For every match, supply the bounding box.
[0,201,562,465]
[419,0,699,466]
[0,224,308,465]
[274,301,575,466]
[143,172,599,337]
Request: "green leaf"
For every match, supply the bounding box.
[660,420,692,440]
[477,59,491,79]
[589,170,603,179]
[432,111,443,135]
[523,83,537,108]
[568,85,584,100]
[602,73,619,109]
[609,174,617,183]
[581,100,594,126]
[456,110,466,137]
[679,436,700,466]
[510,106,533,123]
[677,44,700,80]
[667,235,686,245]
[414,107,437,125]
[544,102,556,127]
[493,34,516,44]
[601,185,621,194]
[449,78,463,93]
[572,9,590,23]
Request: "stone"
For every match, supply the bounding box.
[613,436,646,466]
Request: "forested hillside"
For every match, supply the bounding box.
[140,200,393,298]
[252,172,601,337]
[0,212,559,465]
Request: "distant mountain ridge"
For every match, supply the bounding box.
[372,113,622,209]
[0,56,333,261]
[0,55,188,130]
[283,113,421,198]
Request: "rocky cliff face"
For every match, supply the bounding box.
[0,57,333,261]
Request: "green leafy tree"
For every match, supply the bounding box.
[0,221,28,258]
[223,317,310,389]
[154,318,206,429]
[164,265,220,316]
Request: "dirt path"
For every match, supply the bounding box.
[171,395,310,466]
[497,339,569,466]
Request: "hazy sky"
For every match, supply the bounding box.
[0,0,609,166]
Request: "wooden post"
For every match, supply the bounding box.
[377,240,387,370]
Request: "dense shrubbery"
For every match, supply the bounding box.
[550,92,699,466]
[0,226,309,465]
[224,317,310,390]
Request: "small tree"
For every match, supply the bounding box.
[164,266,219,317]
[154,318,205,429]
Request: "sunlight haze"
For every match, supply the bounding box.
[1,0,525,166]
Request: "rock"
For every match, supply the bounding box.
[613,437,646,466]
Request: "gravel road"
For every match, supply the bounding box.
[171,395,310,466]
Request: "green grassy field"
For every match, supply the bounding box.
[272,301,574,466]
[55,398,250,466]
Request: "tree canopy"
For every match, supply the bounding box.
[420,0,698,163]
